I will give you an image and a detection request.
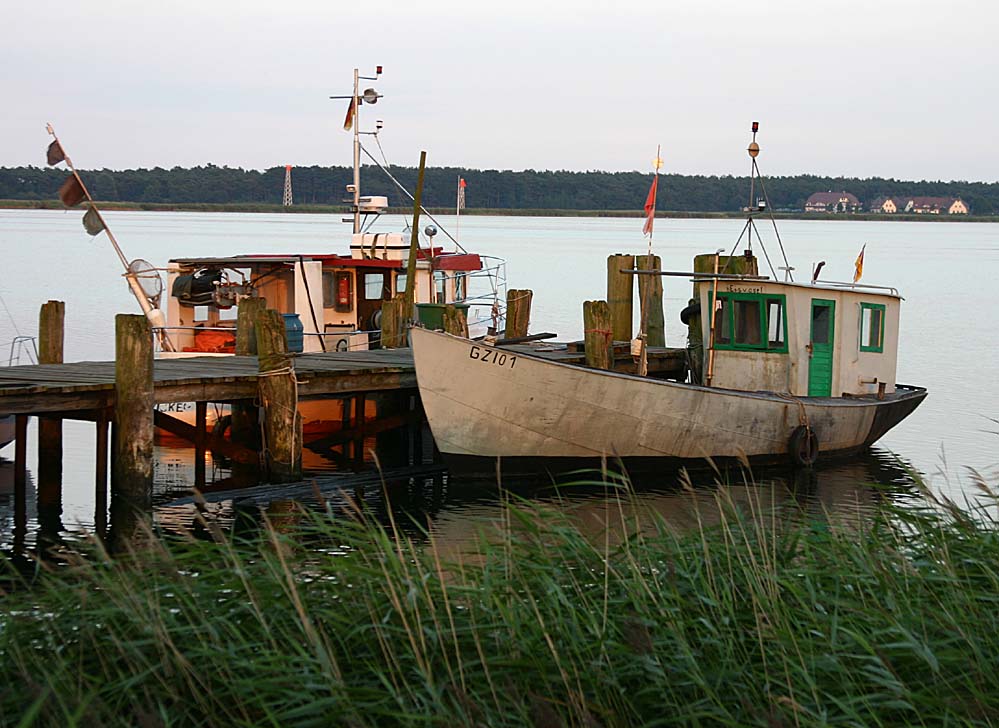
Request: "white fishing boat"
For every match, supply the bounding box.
[411,125,926,474]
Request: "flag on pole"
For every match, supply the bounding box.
[457,177,466,210]
[58,174,86,207]
[46,140,65,166]
[642,176,658,236]
[343,97,357,131]
[82,205,105,236]
[853,243,866,283]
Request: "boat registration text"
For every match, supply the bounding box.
[469,345,517,369]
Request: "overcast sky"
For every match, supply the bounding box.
[2,0,995,180]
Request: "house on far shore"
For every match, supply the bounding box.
[804,191,862,213]
[868,196,969,215]
[869,197,898,214]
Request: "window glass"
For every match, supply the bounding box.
[812,305,831,345]
[434,271,446,303]
[860,303,885,351]
[713,297,730,345]
[454,272,466,301]
[395,273,407,294]
[364,273,385,301]
[322,272,335,308]
[734,299,762,346]
[193,306,209,322]
[767,299,784,348]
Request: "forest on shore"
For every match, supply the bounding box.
[3,164,999,214]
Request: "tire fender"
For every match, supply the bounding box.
[788,425,819,467]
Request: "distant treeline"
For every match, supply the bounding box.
[3,164,999,214]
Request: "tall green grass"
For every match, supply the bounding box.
[3,479,999,727]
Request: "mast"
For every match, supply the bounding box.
[352,67,361,234]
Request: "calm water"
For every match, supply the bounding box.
[1,209,997,547]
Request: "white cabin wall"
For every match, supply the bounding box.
[294,261,324,353]
[711,352,792,392]
[835,294,899,396]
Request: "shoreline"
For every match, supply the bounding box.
[2,198,996,223]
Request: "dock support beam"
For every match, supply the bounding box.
[112,314,154,506]
[13,414,28,546]
[583,300,613,370]
[95,409,109,535]
[637,255,665,347]
[607,254,635,342]
[504,289,533,339]
[37,300,65,511]
[233,297,267,450]
[195,401,207,489]
[255,308,302,483]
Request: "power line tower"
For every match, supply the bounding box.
[282,165,293,207]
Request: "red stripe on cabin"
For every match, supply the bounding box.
[435,254,482,271]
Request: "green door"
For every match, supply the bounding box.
[807,299,835,397]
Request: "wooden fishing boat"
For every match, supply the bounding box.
[411,124,926,474]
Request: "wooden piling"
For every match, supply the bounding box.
[583,300,613,370]
[380,294,406,349]
[13,414,28,535]
[504,289,533,339]
[443,304,469,338]
[112,314,154,503]
[232,296,267,450]
[636,254,665,347]
[95,409,109,535]
[37,300,65,509]
[607,254,635,342]
[195,401,207,489]
[255,308,302,483]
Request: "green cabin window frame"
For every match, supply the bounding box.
[859,302,886,353]
[711,291,789,354]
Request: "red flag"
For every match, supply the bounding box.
[343,97,356,131]
[642,177,658,235]
[46,140,66,166]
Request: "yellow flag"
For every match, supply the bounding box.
[853,244,866,283]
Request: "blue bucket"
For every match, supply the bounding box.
[282,313,304,353]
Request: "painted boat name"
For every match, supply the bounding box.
[726,284,764,294]
[469,346,517,369]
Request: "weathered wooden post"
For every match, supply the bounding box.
[13,414,28,546]
[504,289,533,339]
[380,295,406,348]
[233,296,267,448]
[443,304,469,338]
[255,308,302,483]
[37,300,65,509]
[583,300,613,370]
[607,254,635,342]
[95,407,109,536]
[112,314,154,505]
[636,254,665,347]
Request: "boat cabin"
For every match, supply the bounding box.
[699,279,900,398]
[163,232,484,356]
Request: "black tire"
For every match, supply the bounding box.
[212,414,232,438]
[788,425,819,467]
[679,302,701,325]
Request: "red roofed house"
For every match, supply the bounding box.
[900,197,969,215]
[804,191,862,213]
[869,197,898,214]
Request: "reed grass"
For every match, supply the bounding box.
[3,478,999,727]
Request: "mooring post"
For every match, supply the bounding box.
[583,300,614,370]
[112,314,154,507]
[37,300,65,510]
[443,304,469,338]
[255,308,302,483]
[380,294,406,348]
[13,414,28,537]
[504,289,533,339]
[636,254,665,347]
[352,392,367,468]
[233,297,267,448]
[607,254,635,342]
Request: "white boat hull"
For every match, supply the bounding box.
[410,328,926,472]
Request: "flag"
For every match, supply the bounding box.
[58,174,86,207]
[82,204,105,236]
[457,177,466,210]
[46,140,65,166]
[642,176,658,235]
[343,97,357,131]
[853,244,866,283]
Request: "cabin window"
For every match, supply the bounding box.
[454,272,467,301]
[860,302,885,353]
[193,306,209,323]
[363,273,385,300]
[395,273,407,294]
[323,271,353,312]
[812,305,831,345]
[711,291,787,353]
[434,271,447,303]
